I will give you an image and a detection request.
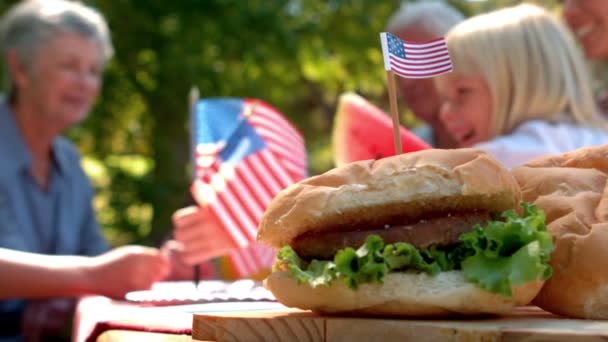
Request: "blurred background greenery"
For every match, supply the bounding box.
[0,0,560,246]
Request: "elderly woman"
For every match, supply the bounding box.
[562,0,608,112]
[0,0,168,340]
[562,0,608,61]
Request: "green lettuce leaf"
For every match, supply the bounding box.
[274,202,553,296]
[459,202,553,296]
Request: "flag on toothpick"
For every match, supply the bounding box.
[190,97,307,278]
[379,32,453,155]
[380,32,452,79]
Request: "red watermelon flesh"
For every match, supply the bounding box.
[332,93,431,167]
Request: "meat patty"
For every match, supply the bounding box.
[292,211,491,260]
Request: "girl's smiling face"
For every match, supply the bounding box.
[435,73,493,147]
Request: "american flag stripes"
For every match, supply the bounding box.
[191,98,307,278]
[380,32,453,79]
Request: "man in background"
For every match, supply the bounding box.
[385,1,464,148]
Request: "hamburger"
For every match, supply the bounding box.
[257,149,553,316]
[512,144,608,319]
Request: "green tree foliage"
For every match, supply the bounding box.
[85,0,403,245]
[0,0,562,246]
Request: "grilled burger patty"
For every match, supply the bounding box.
[292,211,491,260]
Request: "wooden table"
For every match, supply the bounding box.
[193,306,608,341]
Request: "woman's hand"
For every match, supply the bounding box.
[161,239,217,280]
[172,206,238,265]
[86,245,169,299]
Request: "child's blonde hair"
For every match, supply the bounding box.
[445,3,606,136]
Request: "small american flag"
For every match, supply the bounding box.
[191,98,307,278]
[380,32,452,79]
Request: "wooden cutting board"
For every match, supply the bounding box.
[192,305,608,342]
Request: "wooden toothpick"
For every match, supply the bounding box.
[385,70,402,155]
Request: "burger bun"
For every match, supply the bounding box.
[265,270,543,316]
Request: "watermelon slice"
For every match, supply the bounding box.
[332,93,431,167]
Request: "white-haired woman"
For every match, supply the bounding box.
[385,1,464,148]
[0,0,168,339]
[562,0,608,113]
[563,0,608,61]
[435,3,608,168]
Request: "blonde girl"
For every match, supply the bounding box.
[436,3,608,168]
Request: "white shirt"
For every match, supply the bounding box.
[474,120,608,169]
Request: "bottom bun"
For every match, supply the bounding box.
[265,271,543,316]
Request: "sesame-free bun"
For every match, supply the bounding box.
[512,144,608,319]
[258,148,521,248]
[265,270,543,316]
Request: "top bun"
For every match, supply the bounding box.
[512,144,608,319]
[258,148,521,247]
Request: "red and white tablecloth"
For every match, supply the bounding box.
[73,280,276,342]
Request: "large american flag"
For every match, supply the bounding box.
[380,32,452,79]
[190,98,307,278]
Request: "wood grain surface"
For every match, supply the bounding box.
[192,306,608,342]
